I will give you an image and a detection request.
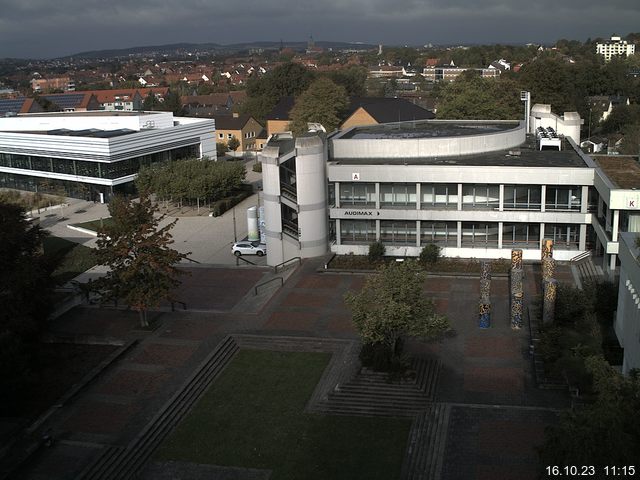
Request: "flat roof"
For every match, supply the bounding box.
[337,120,519,140]
[15,111,157,117]
[595,156,640,189]
[330,136,588,168]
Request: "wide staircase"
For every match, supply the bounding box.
[571,251,602,287]
[400,403,451,480]
[77,336,240,480]
[315,357,441,417]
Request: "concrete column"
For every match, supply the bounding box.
[610,254,617,273]
[540,185,546,212]
[499,184,504,212]
[260,145,284,267]
[295,135,329,259]
[335,182,340,208]
[376,219,380,241]
[579,224,587,251]
[375,183,380,209]
[335,218,341,245]
[415,183,421,210]
[613,210,620,241]
[581,185,589,214]
[498,222,503,249]
[598,196,603,220]
[457,221,462,248]
[416,220,421,247]
[539,223,545,250]
[457,184,463,211]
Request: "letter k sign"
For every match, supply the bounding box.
[352,173,360,181]
[630,200,636,208]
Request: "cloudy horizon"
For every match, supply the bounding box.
[0,0,639,59]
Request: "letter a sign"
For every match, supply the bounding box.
[352,172,360,181]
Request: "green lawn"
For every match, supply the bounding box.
[156,350,411,480]
[43,236,97,284]
[71,217,114,232]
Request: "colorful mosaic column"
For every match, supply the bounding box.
[510,249,524,330]
[478,262,492,328]
[541,238,553,260]
[542,278,558,325]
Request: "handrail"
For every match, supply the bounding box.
[254,277,284,295]
[274,256,301,273]
[570,251,591,263]
[236,255,257,266]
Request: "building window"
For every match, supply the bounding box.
[503,185,541,210]
[502,223,540,247]
[380,183,416,208]
[218,133,224,139]
[461,222,499,247]
[421,221,457,246]
[227,133,232,139]
[421,183,458,209]
[545,186,581,211]
[462,185,499,210]
[339,183,376,208]
[340,220,376,244]
[545,224,580,249]
[380,220,416,245]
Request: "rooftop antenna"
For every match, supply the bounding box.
[520,91,531,133]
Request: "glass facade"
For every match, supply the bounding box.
[339,183,376,208]
[503,185,541,210]
[546,186,581,211]
[340,219,376,244]
[380,183,416,209]
[502,223,540,247]
[380,220,416,245]
[420,221,457,246]
[461,222,499,247]
[462,185,499,210]
[545,223,580,249]
[421,183,458,209]
[0,144,199,181]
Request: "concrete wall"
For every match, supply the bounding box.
[331,121,525,159]
[259,144,284,266]
[529,104,582,144]
[295,135,328,258]
[615,233,640,374]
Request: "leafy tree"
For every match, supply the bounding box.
[0,202,55,410]
[419,244,441,265]
[344,260,449,366]
[519,56,578,112]
[216,141,228,156]
[93,194,189,327]
[227,135,240,152]
[437,74,522,120]
[243,62,316,122]
[325,66,368,97]
[368,241,386,262]
[539,356,640,467]
[620,124,640,156]
[289,77,349,134]
[142,91,162,110]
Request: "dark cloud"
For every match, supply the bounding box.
[0,0,638,58]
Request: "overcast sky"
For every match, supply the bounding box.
[0,0,639,59]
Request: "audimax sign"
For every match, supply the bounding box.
[343,210,380,216]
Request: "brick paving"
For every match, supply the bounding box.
[14,260,576,480]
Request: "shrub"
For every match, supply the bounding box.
[252,162,262,173]
[368,241,385,262]
[419,244,441,265]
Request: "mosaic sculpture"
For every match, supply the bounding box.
[543,278,558,325]
[510,249,523,270]
[541,238,553,260]
[510,250,524,329]
[478,261,492,328]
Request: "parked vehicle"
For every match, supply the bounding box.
[232,241,266,256]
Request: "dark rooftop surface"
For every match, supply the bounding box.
[339,120,518,139]
[595,156,640,189]
[330,136,589,168]
[4,128,137,138]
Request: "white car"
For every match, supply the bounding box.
[232,242,266,257]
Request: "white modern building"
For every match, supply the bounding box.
[0,111,215,201]
[596,35,636,62]
[259,105,640,274]
[614,232,640,374]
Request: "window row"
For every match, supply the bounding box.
[335,183,584,211]
[0,145,199,180]
[338,220,581,249]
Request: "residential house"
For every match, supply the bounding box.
[214,113,264,153]
[340,97,435,130]
[597,35,636,62]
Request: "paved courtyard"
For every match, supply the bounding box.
[11,259,573,480]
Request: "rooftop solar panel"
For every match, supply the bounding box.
[0,98,27,115]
